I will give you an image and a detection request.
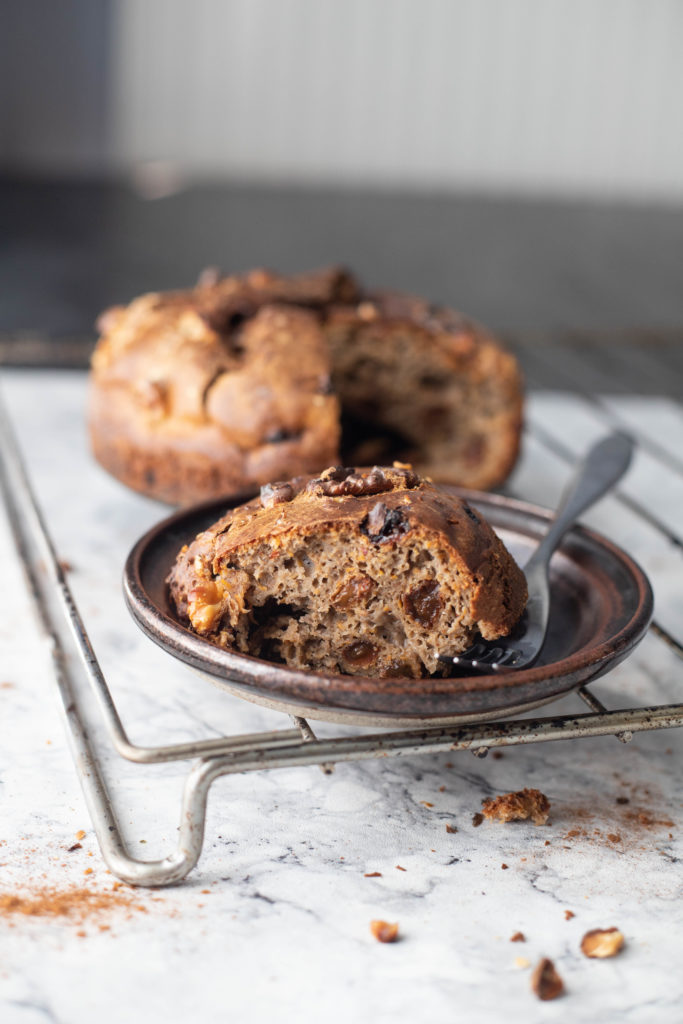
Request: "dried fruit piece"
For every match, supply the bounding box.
[481,788,550,826]
[331,574,376,610]
[341,640,377,669]
[530,958,564,1001]
[580,927,625,959]
[370,920,399,943]
[403,580,443,626]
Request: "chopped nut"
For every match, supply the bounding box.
[75,830,86,841]
[67,843,82,853]
[259,481,295,508]
[472,813,484,827]
[357,301,379,321]
[510,931,526,942]
[515,957,531,969]
[370,920,399,943]
[481,788,550,826]
[501,863,509,870]
[364,872,382,878]
[187,579,226,632]
[421,801,434,808]
[445,824,458,834]
[580,927,624,958]
[564,910,575,921]
[395,865,406,872]
[530,958,564,1001]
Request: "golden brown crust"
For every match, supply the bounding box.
[89,297,341,504]
[89,267,523,504]
[167,465,528,678]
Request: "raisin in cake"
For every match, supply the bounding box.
[167,465,527,679]
[89,266,523,505]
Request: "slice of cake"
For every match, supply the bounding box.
[167,465,527,678]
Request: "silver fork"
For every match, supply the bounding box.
[438,432,634,673]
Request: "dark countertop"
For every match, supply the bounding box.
[3,176,683,342]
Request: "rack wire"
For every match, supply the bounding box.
[2,354,683,888]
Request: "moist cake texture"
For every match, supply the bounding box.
[89,267,523,504]
[167,465,528,678]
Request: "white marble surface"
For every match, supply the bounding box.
[1,371,682,1024]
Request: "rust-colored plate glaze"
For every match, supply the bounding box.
[123,488,653,726]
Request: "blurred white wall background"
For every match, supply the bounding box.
[6,0,683,201]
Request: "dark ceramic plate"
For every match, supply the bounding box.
[123,488,653,727]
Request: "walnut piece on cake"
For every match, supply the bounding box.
[481,788,551,825]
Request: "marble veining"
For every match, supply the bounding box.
[0,371,682,1024]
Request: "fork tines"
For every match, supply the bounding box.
[439,644,522,671]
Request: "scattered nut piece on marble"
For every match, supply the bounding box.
[370,920,399,943]
[482,788,550,825]
[530,958,564,1001]
[580,927,625,958]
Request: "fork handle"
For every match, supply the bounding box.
[526,432,634,574]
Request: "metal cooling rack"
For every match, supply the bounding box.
[2,346,683,887]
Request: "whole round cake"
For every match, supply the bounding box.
[89,266,523,505]
[167,464,528,679]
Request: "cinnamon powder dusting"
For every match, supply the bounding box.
[0,884,155,930]
[558,784,676,851]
